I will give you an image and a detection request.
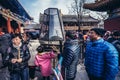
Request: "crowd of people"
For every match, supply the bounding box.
[0,27,120,80]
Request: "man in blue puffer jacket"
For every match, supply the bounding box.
[62,31,80,80]
[85,28,118,80]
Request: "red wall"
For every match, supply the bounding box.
[104,17,120,31]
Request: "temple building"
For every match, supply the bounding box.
[0,0,32,34]
[62,15,99,31]
[40,13,99,32]
[83,0,120,31]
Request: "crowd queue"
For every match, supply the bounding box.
[0,27,120,80]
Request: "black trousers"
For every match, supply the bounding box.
[29,66,36,79]
[88,74,102,80]
[42,76,50,80]
[67,78,75,80]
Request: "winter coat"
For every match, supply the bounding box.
[85,38,118,80]
[35,51,56,77]
[28,40,40,66]
[3,44,30,72]
[62,39,80,79]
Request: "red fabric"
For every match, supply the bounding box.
[18,22,21,33]
[0,32,4,36]
[7,17,12,33]
[104,17,120,31]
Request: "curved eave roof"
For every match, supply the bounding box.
[0,0,32,21]
[62,15,99,23]
[83,0,120,12]
[24,24,40,29]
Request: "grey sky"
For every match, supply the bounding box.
[19,0,95,23]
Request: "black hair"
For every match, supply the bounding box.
[36,45,44,53]
[113,30,120,36]
[11,33,22,39]
[66,31,77,39]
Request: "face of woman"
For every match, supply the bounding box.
[12,37,21,46]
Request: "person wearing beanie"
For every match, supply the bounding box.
[107,30,120,80]
[85,28,118,80]
[107,30,120,43]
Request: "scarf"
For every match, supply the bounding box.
[13,42,22,49]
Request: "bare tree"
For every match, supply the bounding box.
[68,0,89,32]
[68,0,109,29]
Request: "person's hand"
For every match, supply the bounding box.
[17,58,22,63]
[11,59,17,63]
[51,46,60,54]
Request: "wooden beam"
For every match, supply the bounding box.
[0,10,25,24]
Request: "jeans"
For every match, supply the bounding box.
[10,68,29,80]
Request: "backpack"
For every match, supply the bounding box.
[112,40,120,65]
[112,40,120,53]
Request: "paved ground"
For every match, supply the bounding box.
[75,64,120,80]
[75,63,89,80]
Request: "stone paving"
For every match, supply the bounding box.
[75,63,89,80]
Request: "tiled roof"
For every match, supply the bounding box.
[0,0,32,21]
[83,0,120,11]
[24,24,40,29]
[62,15,99,22]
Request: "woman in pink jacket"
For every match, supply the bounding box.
[35,45,57,80]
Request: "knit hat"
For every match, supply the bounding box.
[113,30,120,36]
[90,28,106,37]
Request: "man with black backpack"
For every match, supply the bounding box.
[107,30,120,65]
[108,30,120,80]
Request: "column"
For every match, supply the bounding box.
[7,17,12,33]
